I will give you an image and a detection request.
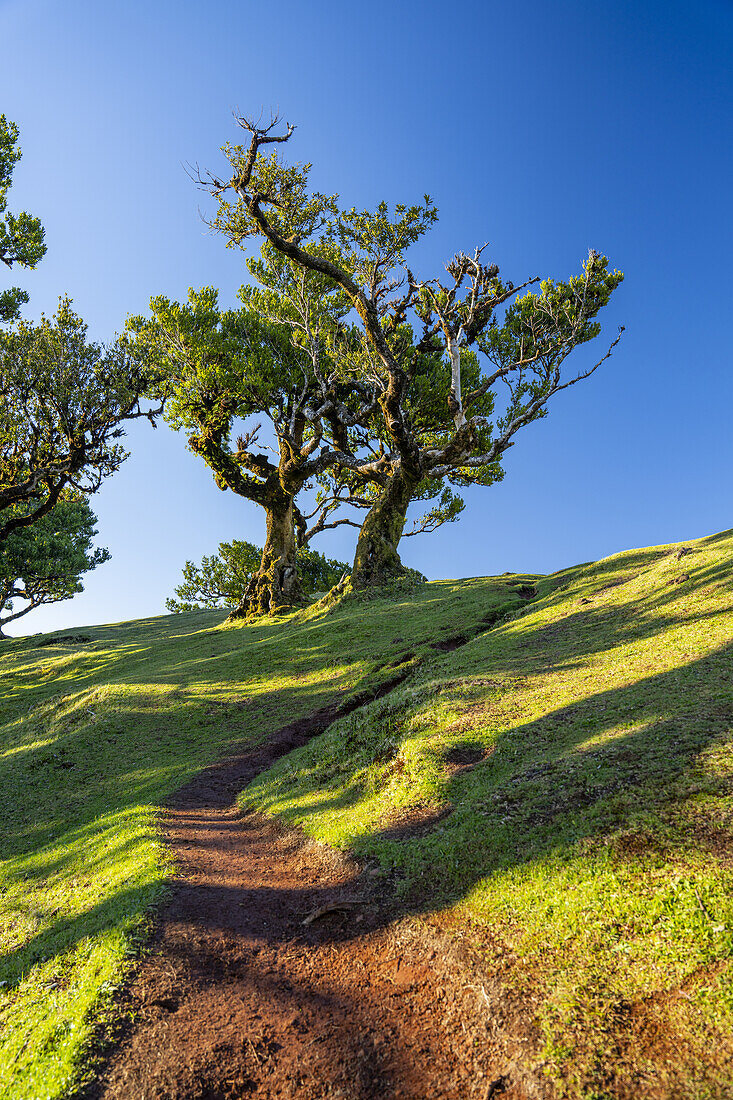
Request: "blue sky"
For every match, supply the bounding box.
[2,0,732,634]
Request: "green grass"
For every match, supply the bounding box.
[242,531,733,1098]
[0,578,528,1098]
[2,531,733,1098]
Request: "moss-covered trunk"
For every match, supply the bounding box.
[227,496,303,619]
[350,470,416,589]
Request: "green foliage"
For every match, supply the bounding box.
[125,261,370,615]
[213,148,339,248]
[329,196,438,286]
[0,297,158,542]
[245,239,351,329]
[126,278,346,495]
[0,116,46,323]
[212,143,437,285]
[293,545,349,593]
[166,540,261,611]
[129,286,292,436]
[404,484,465,535]
[482,251,625,435]
[166,539,348,611]
[127,247,353,451]
[0,495,109,632]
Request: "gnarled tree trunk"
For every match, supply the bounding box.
[227,495,303,619]
[350,469,417,589]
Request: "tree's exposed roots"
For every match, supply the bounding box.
[226,562,305,620]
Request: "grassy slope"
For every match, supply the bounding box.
[0,577,529,1099]
[0,530,731,1098]
[244,530,733,1098]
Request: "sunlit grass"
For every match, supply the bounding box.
[244,530,733,1097]
[4,531,733,1097]
[0,579,525,1098]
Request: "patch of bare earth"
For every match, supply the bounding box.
[86,695,540,1100]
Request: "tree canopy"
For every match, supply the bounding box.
[127,248,379,616]
[0,297,161,543]
[200,115,624,589]
[0,494,109,634]
[0,115,46,323]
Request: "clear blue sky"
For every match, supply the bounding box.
[2,0,732,635]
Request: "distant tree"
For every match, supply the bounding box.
[0,495,110,635]
[201,116,624,587]
[166,539,347,612]
[294,544,349,592]
[0,297,161,543]
[0,115,46,323]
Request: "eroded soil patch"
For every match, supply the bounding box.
[444,744,488,769]
[431,634,469,652]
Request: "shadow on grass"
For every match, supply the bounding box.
[0,882,162,986]
[249,637,733,920]
[0,593,449,985]
[9,629,729,970]
[468,541,733,681]
[4,549,732,975]
[2,550,732,1097]
[62,628,733,1097]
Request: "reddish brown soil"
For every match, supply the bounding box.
[87,691,538,1100]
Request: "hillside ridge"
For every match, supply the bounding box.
[1,528,732,1098]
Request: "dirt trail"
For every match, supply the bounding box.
[88,679,533,1100]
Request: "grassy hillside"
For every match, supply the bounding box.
[1,529,732,1098]
[0,575,529,1098]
